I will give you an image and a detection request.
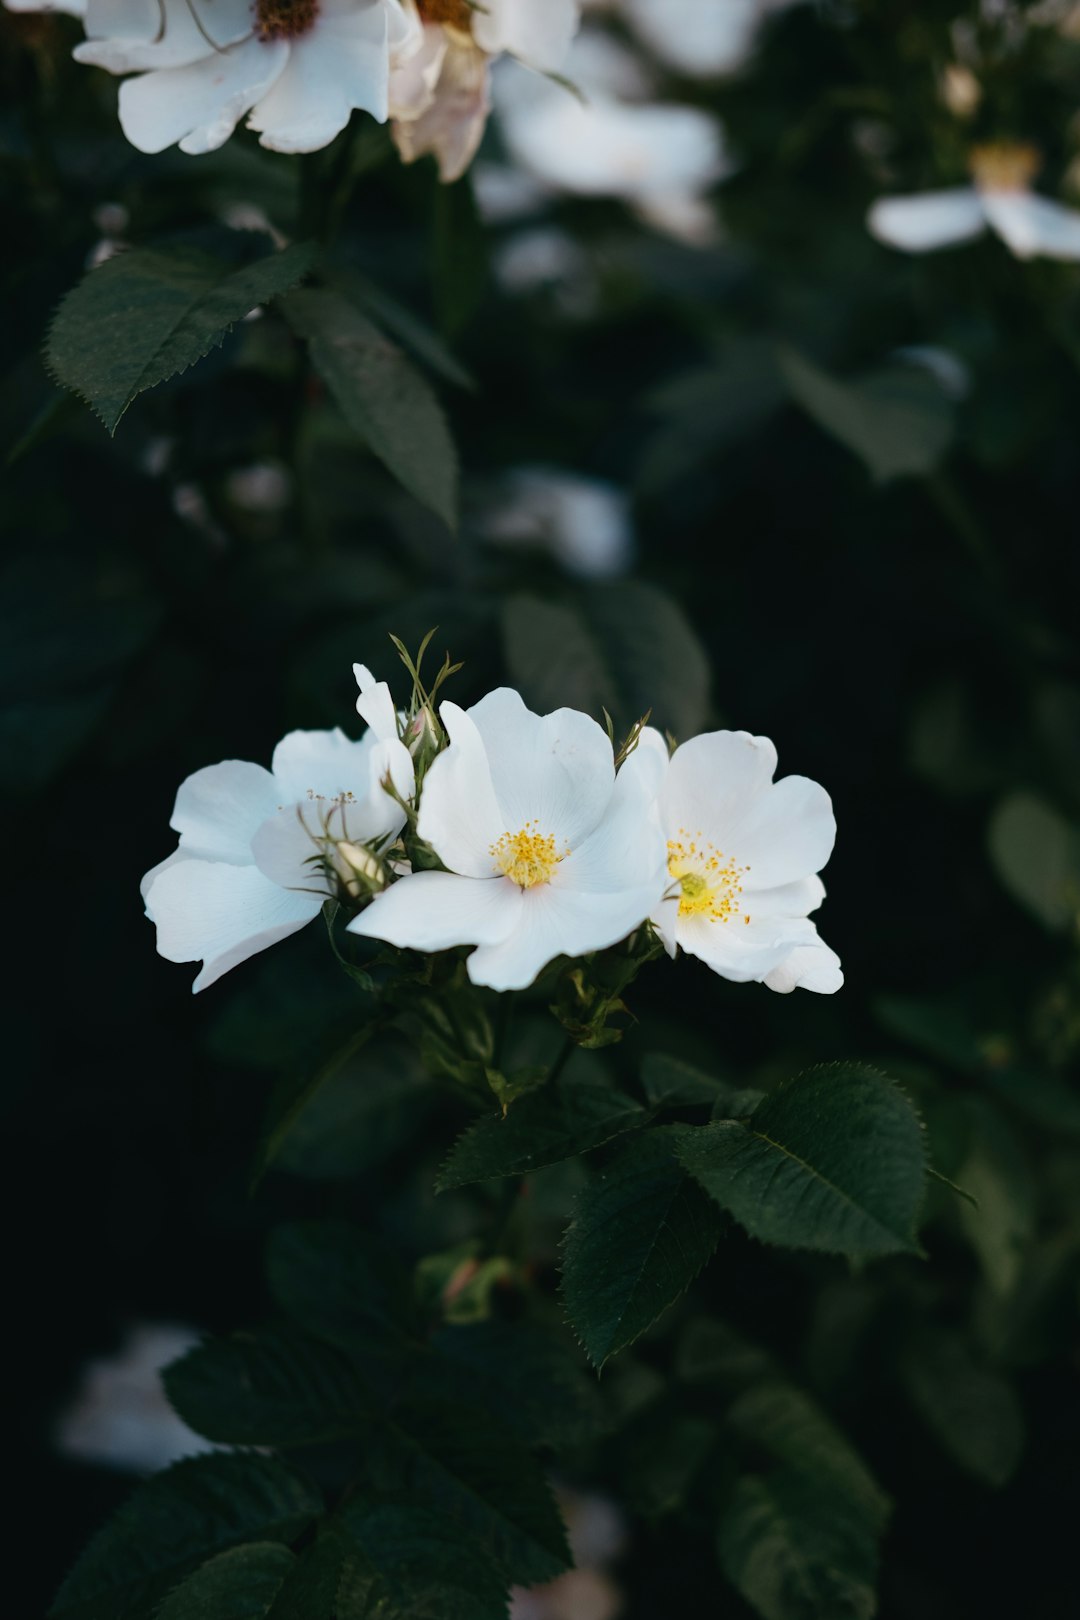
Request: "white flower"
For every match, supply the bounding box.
[349,688,667,991]
[868,142,1080,261]
[54,1323,212,1475]
[619,0,803,81]
[644,728,842,994]
[511,1488,627,1620]
[142,665,413,991]
[4,0,85,12]
[481,467,634,578]
[494,36,728,243]
[390,0,580,182]
[69,0,419,156]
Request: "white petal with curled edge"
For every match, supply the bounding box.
[170,759,280,864]
[354,663,401,743]
[388,21,447,121]
[867,188,986,253]
[744,874,826,918]
[249,809,331,897]
[763,936,844,995]
[677,910,820,983]
[348,869,523,951]
[467,688,615,852]
[501,96,725,202]
[145,858,322,991]
[247,0,398,152]
[6,0,86,13]
[473,0,579,72]
[140,847,197,907]
[728,774,836,890]
[118,37,289,156]
[981,189,1080,262]
[78,0,253,73]
[391,36,491,183]
[661,730,778,844]
[465,881,655,992]
[417,701,508,878]
[623,0,760,79]
[270,727,378,805]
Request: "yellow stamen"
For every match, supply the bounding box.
[969,141,1040,192]
[255,0,319,42]
[490,821,567,889]
[667,828,750,924]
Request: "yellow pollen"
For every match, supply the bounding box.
[667,829,750,924]
[968,140,1040,192]
[490,821,567,889]
[417,0,474,29]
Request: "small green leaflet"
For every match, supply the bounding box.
[335,1500,509,1620]
[283,287,458,529]
[436,1070,648,1190]
[561,1127,725,1368]
[155,1544,296,1620]
[677,1063,928,1260]
[47,241,318,433]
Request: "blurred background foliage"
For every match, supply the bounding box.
[4,0,1080,1616]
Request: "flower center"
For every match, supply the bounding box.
[667,831,750,924]
[490,822,567,889]
[254,0,319,42]
[968,140,1040,192]
[417,0,474,31]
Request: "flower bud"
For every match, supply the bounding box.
[334,841,388,901]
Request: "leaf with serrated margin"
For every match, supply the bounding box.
[718,1468,880,1620]
[336,1500,509,1620]
[387,1398,570,1586]
[50,1454,321,1620]
[283,287,458,527]
[164,1327,372,1448]
[46,242,317,432]
[726,1383,890,1530]
[561,1127,724,1368]
[677,1064,927,1260]
[437,1070,648,1191]
[155,1544,295,1620]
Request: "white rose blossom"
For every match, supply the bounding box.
[142,666,413,990]
[349,687,668,991]
[45,0,420,156]
[868,142,1080,261]
[389,0,580,183]
[642,727,843,994]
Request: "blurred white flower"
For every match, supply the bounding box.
[224,460,293,514]
[491,227,596,312]
[481,467,634,578]
[617,0,803,80]
[142,665,412,990]
[390,0,580,182]
[4,0,85,12]
[64,0,419,155]
[54,1324,211,1475]
[643,728,842,993]
[350,688,668,991]
[511,1488,628,1620]
[869,142,1080,260]
[494,35,729,243]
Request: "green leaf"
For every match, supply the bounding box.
[276,1037,435,1180]
[726,1384,890,1530]
[51,1454,322,1620]
[677,1064,927,1260]
[436,1069,648,1190]
[641,1053,761,1117]
[619,1409,717,1517]
[332,269,475,390]
[429,1320,600,1447]
[47,242,317,432]
[899,1330,1026,1486]
[501,582,710,741]
[718,1469,880,1620]
[336,1500,508,1620]
[954,1100,1035,1296]
[387,1398,571,1585]
[283,287,457,527]
[163,1328,371,1448]
[155,1544,295,1620]
[778,345,953,482]
[561,1127,724,1367]
[251,1018,383,1188]
[988,791,1080,932]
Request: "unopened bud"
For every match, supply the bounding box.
[407,705,439,758]
[334,841,387,900]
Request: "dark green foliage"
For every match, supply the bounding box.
[436,1067,648,1189]
[561,1128,725,1366]
[677,1065,928,1259]
[154,1545,296,1620]
[50,1456,322,1620]
[778,347,954,483]
[47,243,317,432]
[899,1330,1026,1486]
[335,1500,508,1620]
[283,288,457,527]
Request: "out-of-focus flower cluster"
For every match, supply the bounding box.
[142,648,841,997]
